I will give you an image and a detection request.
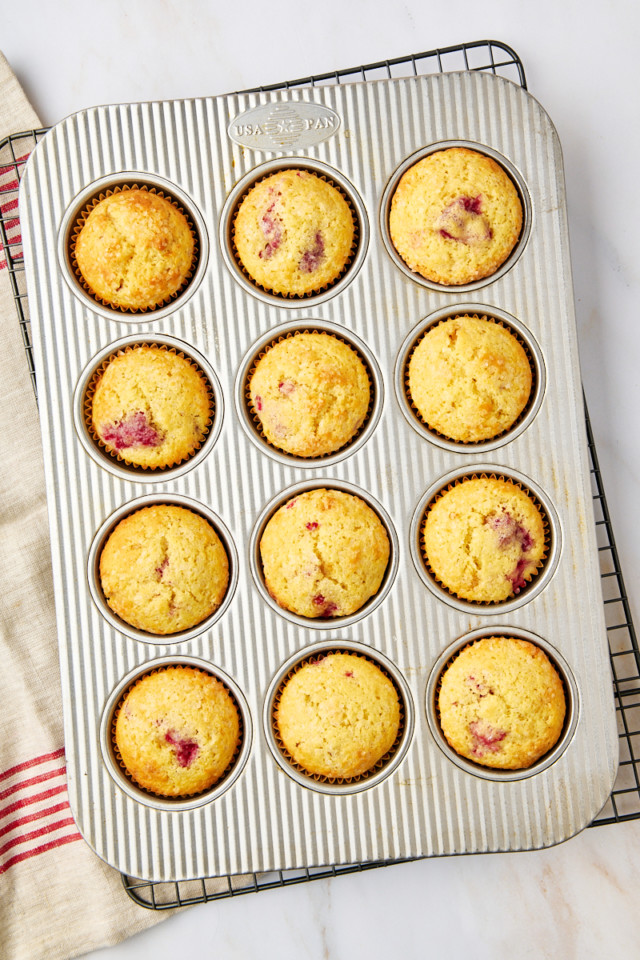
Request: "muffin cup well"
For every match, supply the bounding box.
[395,304,545,453]
[220,158,368,307]
[101,656,252,810]
[249,479,399,630]
[88,494,238,644]
[425,628,579,782]
[380,139,531,293]
[59,173,208,322]
[74,334,222,481]
[410,466,561,614]
[235,320,383,467]
[264,640,413,794]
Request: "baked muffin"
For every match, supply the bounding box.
[276,652,401,779]
[115,666,240,796]
[437,636,566,769]
[422,477,546,603]
[248,332,370,457]
[99,504,229,634]
[389,147,522,285]
[408,315,532,442]
[260,488,390,618]
[89,345,212,469]
[233,169,355,296]
[73,188,195,310]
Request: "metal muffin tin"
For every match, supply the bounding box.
[19,69,618,881]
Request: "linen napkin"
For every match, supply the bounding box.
[0,51,171,960]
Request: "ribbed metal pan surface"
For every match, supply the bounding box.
[19,70,618,881]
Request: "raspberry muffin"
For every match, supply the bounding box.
[437,636,566,769]
[248,332,370,457]
[407,314,532,442]
[233,169,355,296]
[422,476,546,603]
[115,666,240,796]
[260,488,390,618]
[389,147,522,285]
[275,652,401,779]
[89,345,212,469]
[73,187,195,310]
[99,504,229,634]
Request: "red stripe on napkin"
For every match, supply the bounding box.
[0,747,65,782]
[0,833,82,875]
[0,149,30,269]
[0,749,82,872]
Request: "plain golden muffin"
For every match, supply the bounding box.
[248,332,370,457]
[422,477,546,603]
[99,505,229,634]
[389,147,522,285]
[74,188,195,310]
[408,315,532,442]
[89,346,212,468]
[276,653,401,779]
[437,636,566,769]
[233,169,355,296]
[115,666,240,796]
[260,488,390,618]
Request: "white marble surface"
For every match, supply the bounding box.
[4,2,640,957]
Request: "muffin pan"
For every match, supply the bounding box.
[20,70,618,881]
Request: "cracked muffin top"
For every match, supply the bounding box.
[115,666,240,796]
[99,505,229,634]
[422,477,546,603]
[248,332,370,457]
[89,346,212,469]
[73,188,195,310]
[275,652,401,780]
[407,314,532,442]
[259,488,390,619]
[232,169,355,296]
[437,636,566,769]
[389,147,522,286]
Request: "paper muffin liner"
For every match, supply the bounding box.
[244,328,374,459]
[405,313,536,445]
[432,633,568,772]
[111,664,244,800]
[270,648,405,785]
[69,183,199,313]
[419,472,551,605]
[229,169,360,299]
[85,342,214,471]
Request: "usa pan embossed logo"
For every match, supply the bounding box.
[228,102,341,151]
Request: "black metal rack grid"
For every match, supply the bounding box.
[1,39,637,911]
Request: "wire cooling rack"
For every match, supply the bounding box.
[1,39,638,910]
